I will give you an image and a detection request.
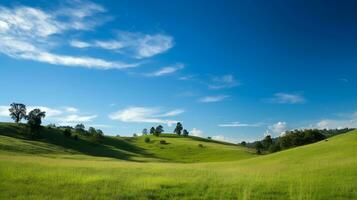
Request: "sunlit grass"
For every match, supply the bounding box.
[1,123,357,199]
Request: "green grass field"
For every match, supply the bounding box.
[1,122,357,199]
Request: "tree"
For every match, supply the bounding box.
[75,124,85,134]
[154,125,164,136]
[26,109,46,132]
[150,127,155,135]
[262,135,273,149]
[9,103,26,123]
[64,128,72,138]
[88,127,97,136]
[142,128,148,135]
[183,129,189,137]
[255,141,263,154]
[240,141,247,146]
[174,122,183,135]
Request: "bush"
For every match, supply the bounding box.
[198,144,204,148]
[144,137,150,143]
[74,135,78,140]
[64,129,72,138]
[160,140,167,144]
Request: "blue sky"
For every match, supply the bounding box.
[0,0,357,142]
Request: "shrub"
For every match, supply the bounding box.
[145,137,150,143]
[198,144,204,148]
[64,129,72,138]
[74,135,78,140]
[160,140,167,144]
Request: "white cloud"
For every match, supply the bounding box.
[0,3,138,69]
[109,107,182,126]
[146,64,184,77]
[70,32,174,59]
[212,135,237,143]
[27,106,62,117]
[191,128,204,137]
[55,114,97,123]
[267,93,305,104]
[159,109,185,117]
[208,75,239,89]
[218,121,263,127]
[199,95,229,103]
[0,106,9,117]
[315,112,357,129]
[69,40,91,48]
[267,121,287,136]
[64,107,78,113]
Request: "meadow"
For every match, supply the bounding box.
[1,123,357,199]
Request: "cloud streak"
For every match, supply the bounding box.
[146,63,184,77]
[218,121,264,127]
[0,2,140,69]
[109,107,183,126]
[199,95,229,103]
[266,93,305,104]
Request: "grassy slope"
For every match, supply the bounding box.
[0,123,357,199]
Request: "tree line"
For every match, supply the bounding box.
[7,103,104,142]
[243,128,355,154]
[141,122,189,137]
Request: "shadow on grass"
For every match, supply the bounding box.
[0,122,159,162]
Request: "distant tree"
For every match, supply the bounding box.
[240,141,247,146]
[9,103,26,123]
[174,122,183,135]
[47,123,56,129]
[96,129,104,137]
[133,133,138,137]
[142,128,148,135]
[154,125,164,136]
[150,127,155,135]
[26,109,46,137]
[207,137,212,140]
[183,129,189,137]
[144,137,150,143]
[88,127,97,136]
[64,128,72,138]
[262,135,273,149]
[75,124,85,134]
[255,141,263,154]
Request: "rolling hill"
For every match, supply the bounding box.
[0,122,356,199]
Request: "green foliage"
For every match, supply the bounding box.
[63,128,71,138]
[144,137,150,143]
[75,124,85,134]
[255,141,263,154]
[9,103,26,123]
[160,139,167,144]
[26,109,46,136]
[198,143,204,148]
[174,122,183,135]
[142,128,148,135]
[240,141,246,146]
[150,127,155,135]
[154,125,164,136]
[183,129,189,137]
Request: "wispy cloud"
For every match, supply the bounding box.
[266,93,306,104]
[199,95,229,103]
[218,121,264,127]
[315,111,357,129]
[191,128,204,137]
[109,107,183,126]
[70,31,174,59]
[0,2,141,69]
[208,75,240,89]
[146,63,184,77]
[212,135,237,143]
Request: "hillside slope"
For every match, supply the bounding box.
[0,122,255,162]
[1,123,356,199]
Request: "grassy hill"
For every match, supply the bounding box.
[1,122,357,199]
